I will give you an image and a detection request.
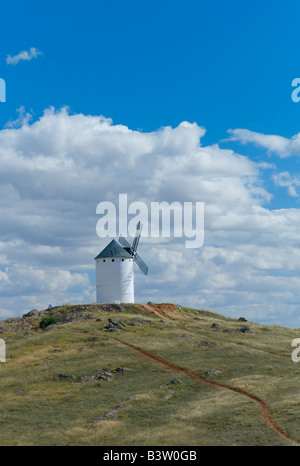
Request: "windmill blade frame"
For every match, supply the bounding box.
[132,221,143,255]
[134,252,149,276]
[119,235,133,253]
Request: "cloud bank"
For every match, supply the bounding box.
[1,107,300,327]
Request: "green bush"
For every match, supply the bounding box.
[39,314,59,329]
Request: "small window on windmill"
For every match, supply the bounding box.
[103,259,105,262]
[122,259,124,261]
[112,259,115,262]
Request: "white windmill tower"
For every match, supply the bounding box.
[95,222,148,304]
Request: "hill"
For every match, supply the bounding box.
[0,302,299,446]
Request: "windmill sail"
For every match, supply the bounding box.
[134,252,148,276]
[119,235,132,252]
[132,221,142,254]
[119,222,149,275]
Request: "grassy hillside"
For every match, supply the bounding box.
[0,302,300,446]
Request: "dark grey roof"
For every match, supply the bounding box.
[95,239,132,259]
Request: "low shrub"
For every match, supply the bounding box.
[39,314,59,329]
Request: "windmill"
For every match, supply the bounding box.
[95,222,148,304]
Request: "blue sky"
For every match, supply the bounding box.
[1,0,300,139]
[1,0,300,327]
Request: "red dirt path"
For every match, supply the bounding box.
[113,337,297,444]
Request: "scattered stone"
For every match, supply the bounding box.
[79,368,112,382]
[178,334,191,339]
[43,324,57,332]
[108,318,124,326]
[112,367,130,373]
[238,317,248,322]
[205,368,221,377]
[56,373,76,380]
[196,340,215,348]
[211,323,220,328]
[89,409,119,427]
[161,394,172,400]
[113,304,123,311]
[131,317,146,326]
[104,318,125,332]
[240,326,251,333]
[104,325,120,332]
[284,409,294,414]
[170,379,181,385]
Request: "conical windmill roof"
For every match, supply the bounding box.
[94,239,132,259]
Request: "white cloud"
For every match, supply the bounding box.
[273,171,300,197]
[227,128,300,158]
[1,107,300,327]
[5,106,32,128]
[6,47,42,65]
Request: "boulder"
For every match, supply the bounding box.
[211,323,220,328]
[23,309,39,318]
[240,326,251,333]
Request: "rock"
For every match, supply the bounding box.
[130,317,146,326]
[104,409,118,418]
[170,379,181,385]
[91,409,118,425]
[205,368,221,377]
[211,323,220,328]
[238,317,248,322]
[104,318,125,332]
[197,340,215,348]
[80,368,112,382]
[112,367,130,373]
[240,326,251,333]
[94,369,112,381]
[113,304,123,311]
[104,325,120,332]
[57,374,76,380]
[23,309,39,318]
[43,324,57,332]
[108,318,123,326]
